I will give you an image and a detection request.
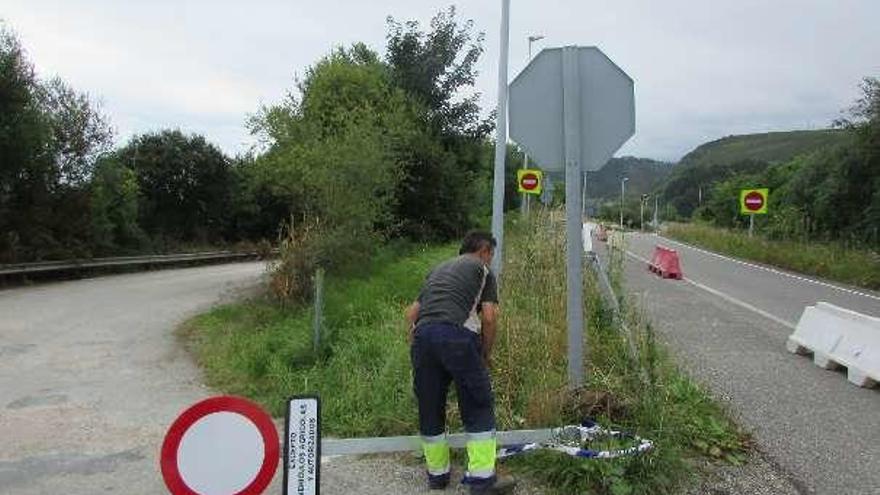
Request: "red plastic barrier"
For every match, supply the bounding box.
[648,245,683,279]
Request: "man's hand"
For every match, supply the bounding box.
[480,302,498,369]
[404,301,420,343]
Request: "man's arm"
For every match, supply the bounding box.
[405,301,420,342]
[479,302,499,365]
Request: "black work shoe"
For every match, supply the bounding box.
[428,472,450,490]
[468,474,517,494]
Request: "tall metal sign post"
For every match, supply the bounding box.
[509,46,634,387]
[489,0,510,276]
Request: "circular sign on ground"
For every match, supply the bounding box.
[161,396,280,495]
[739,188,769,215]
[517,168,543,195]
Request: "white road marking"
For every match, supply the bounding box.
[655,235,880,303]
[624,250,797,329]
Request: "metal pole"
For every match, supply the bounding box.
[490,0,511,276]
[653,195,659,229]
[619,178,628,229]
[581,172,587,219]
[562,46,585,388]
[521,42,531,217]
[313,268,324,354]
[749,214,754,237]
[640,199,644,231]
[521,156,528,216]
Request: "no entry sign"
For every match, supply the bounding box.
[517,169,543,195]
[740,188,769,215]
[161,396,279,495]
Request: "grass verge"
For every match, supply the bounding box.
[664,222,880,290]
[180,212,746,494]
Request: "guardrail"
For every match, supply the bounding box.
[0,251,261,277]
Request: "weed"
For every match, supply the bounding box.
[181,211,747,493]
[664,222,880,289]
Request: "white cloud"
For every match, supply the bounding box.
[4,0,879,161]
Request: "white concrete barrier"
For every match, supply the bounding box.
[787,302,880,388]
[582,222,596,253]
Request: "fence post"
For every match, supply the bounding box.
[313,268,324,355]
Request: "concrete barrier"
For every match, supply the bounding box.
[582,222,596,253]
[647,245,683,280]
[787,302,880,388]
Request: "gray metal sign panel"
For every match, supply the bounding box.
[509,46,635,172]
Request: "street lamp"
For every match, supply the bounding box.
[521,34,545,216]
[620,177,629,229]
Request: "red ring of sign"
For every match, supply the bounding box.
[521,173,539,190]
[161,396,280,495]
[744,191,765,211]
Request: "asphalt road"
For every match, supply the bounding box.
[616,232,880,495]
[0,262,543,495]
[0,263,267,494]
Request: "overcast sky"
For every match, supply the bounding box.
[4,0,879,161]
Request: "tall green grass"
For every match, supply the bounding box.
[664,222,880,290]
[181,213,746,494]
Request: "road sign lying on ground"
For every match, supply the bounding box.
[740,188,769,215]
[787,302,880,388]
[161,396,279,495]
[517,168,543,195]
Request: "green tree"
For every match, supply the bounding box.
[251,44,413,273]
[90,156,143,254]
[119,130,233,246]
[385,7,494,240]
[0,25,112,261]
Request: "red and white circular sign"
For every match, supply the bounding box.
[744,191,765,211]
[520,172,539,191]
[161,396,279,495]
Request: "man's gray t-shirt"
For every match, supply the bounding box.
[416,255,498,332]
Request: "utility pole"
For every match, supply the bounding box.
[640,194,649,231]
[619,177,628,229]
[653,195,659,230]
[490,0,510,275]
[521,34,545,217]
[581,172,587,219]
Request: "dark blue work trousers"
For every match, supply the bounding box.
[411,323,496,436]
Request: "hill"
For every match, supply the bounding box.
[678,129,847,168]
[662,129,849,217]
[582,156,673,215]
[585,156,673,199]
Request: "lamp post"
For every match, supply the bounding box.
[653,195,659,230]
[619,177,629,229]
[521,34,545,216]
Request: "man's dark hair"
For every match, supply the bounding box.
[459,230,497,255]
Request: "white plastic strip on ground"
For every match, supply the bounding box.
[788,302,880,387]
[657,236,880,303]
[318,429,556,456]
[624,250,797,329]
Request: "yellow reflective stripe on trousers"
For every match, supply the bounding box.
[466,435,497,478]
[422,435,450,475]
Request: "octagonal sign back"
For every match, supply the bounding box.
[509,46,635,173]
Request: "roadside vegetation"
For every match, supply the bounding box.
[182,211,746,495]
[664,222,880,290]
